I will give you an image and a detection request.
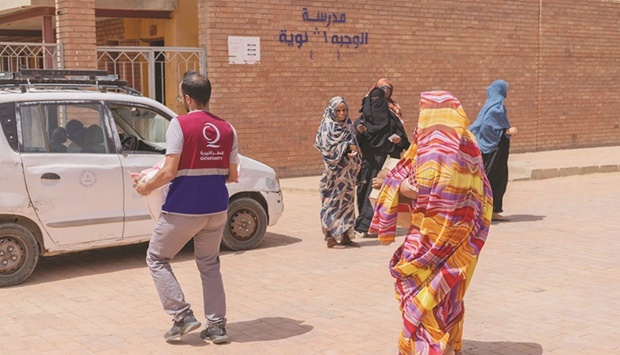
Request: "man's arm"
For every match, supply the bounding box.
[227,126,240,183]
[227,163,239,183]
[135,153,181,196]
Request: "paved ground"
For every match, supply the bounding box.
[280,145,620,192]
[2,156,620,354]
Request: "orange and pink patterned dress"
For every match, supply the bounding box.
[370,91,493,354]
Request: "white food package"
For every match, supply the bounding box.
[136,159,168,221]
[134,159,240,221]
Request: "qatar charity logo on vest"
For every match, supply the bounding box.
[203,122,221,148]
[200,122,225,161]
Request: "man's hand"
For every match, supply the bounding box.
[134,181,152,196]
[130,172,145,184]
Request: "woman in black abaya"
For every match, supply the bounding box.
[354,82,409,237]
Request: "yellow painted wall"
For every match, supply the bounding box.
[123,0,200,114]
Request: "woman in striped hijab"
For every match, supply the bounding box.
[314,96,362,249]
[370,91,493,354]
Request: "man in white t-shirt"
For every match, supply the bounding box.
[134,71,238,343]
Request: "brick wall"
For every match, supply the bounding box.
[538,0,620,150]
[94,19,144,93]
[199,1,620,177]
[96,19,125,46]
[56,0,97,69]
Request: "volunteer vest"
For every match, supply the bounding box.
[162,110,234,215]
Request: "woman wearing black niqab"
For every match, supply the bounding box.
[354,83,410,237]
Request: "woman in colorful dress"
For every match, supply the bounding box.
[370,91,493,354]
[314,96,362,249]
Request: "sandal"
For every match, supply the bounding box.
[326,237,345,249]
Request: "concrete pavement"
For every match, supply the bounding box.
[1,146,620,354]
[280,145,620,193]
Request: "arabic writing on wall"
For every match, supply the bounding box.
[278,7,369,59]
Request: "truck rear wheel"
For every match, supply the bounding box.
[0,223,39,287]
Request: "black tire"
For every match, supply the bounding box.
[222,197,267,251]
[0,223,40,287]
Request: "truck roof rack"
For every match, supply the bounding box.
[0,69,142,96]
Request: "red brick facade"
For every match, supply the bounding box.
[6,1,617,177]
[55,0,97,69]
[197,0,620,177]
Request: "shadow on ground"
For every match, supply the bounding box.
[352,228,409,248]
[462,340,543,355]
[491,214,546,224]
[506,214,546,222]
[227,232,302,255]
[226,317,313,343]
[20,232,300,287]
[162,317,312,348]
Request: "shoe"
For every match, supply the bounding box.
[326,236,345,249]
[164,309,202,340]
[200,322,230,344]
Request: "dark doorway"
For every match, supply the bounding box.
[150,40,165,105]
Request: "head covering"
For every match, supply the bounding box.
[469,80,510,154]
[375,78,394,98]
[370,90,492,244]
[66,119,85,144]
[361,87,391,134]
[369,91,493,353]
[356,86,405,158]
[314,96,360,167]
[50,127,67,145]
[84,124,104,145]
[367,78,402,121]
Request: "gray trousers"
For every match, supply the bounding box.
[146,211,227,324]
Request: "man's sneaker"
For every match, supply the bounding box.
[200,322,230,344]
[164,310,202,340]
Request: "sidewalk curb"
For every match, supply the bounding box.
[280,164,620,194]
[511,164,620,182]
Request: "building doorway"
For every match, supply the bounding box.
[150,39,165,105]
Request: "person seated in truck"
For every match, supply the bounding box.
[65,119,85,153]
[49,127,68,153]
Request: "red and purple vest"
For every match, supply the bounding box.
[162,111,235,215]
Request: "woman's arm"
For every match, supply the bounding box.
[399,178,418,200]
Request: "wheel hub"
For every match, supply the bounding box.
[0,237,24,273]
[229,210,257,241]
